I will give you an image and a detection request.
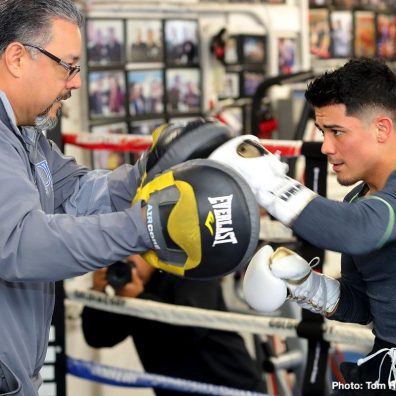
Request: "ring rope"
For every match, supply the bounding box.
[67,356,267,395]
[62,131,303,157]
[66,288,374,347]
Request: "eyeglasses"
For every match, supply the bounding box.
[23,43,80,81]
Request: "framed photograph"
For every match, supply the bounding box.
[166,68,201,114]
[164,19,199,66]
[88,71,126,119]
[130,119,164,135]
[218,72,240,99]
[86,19,124,66]
[376,13,396,60]
[126,19,163,63]
[241,35,266,65]
[309,9,331,59]
[224,35,239,65]
[354,11,376,58]
[330,10,353,58]
[127,69,164,117]
[358,0,389,10]
[241,70,265,97]
[91,122,130,170]
[332,0,359,8]
[277,37,298,75]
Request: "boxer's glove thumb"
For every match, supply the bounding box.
[270,247,340,316]
[209,135,316,226]
[243,245,288,312]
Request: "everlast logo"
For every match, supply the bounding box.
[146,204,160,250]
[207,195,238,246]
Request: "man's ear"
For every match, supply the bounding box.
[3,42,27,78]
[375,117,392,143]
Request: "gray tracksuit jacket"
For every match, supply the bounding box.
[0,92,152,395]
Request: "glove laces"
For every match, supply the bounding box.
[287,257,329,314]
[357,348,396,391]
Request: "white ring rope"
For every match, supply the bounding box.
[66,288,374,347]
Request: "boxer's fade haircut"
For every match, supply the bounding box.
[0,0,84,52]
[305,57,396,122]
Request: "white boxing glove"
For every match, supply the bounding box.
[243,245,288,312]
[271,247,340,315]
[244,245,340,315]
[209,135,316,226]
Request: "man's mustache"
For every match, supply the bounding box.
[56,92,72,102]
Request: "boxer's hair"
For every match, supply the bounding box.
[0,0,84,53]
[305,58,396,121]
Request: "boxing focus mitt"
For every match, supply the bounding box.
[137,119,233,188]
[243,245,340,315]
[209,135,317,226]
[132,159,260,279]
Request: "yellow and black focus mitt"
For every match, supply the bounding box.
[132,159,260,279]
[136,119,233,188]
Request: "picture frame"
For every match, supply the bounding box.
[354,10,376,58]
[224,35,240,65]
[164,19,199,66]
[91,122,130,170]
[241,70,265,97]
[277,36,298,75]
[127,69,164,117]
[332,0,359,8]
[86,19,124,66]
[241,34,266,66]
[330,10,353,58]
[309,8,331,59]
[218,72,240,99]
[126,19,163,63]
[88,70,126,119]
[376,13,396,60]
[357,0,390,10]
[166,68,201,114]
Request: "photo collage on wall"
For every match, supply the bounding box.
[86,18,202,169]
[217,33,267,135]
[220,34,267,99]
[309,1,396,61]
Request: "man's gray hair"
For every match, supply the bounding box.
[0,0,84,52]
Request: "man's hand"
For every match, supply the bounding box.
[92,267,144,298]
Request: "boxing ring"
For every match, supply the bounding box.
[63,130,374,395]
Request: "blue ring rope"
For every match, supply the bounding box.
[67,356,267,395]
